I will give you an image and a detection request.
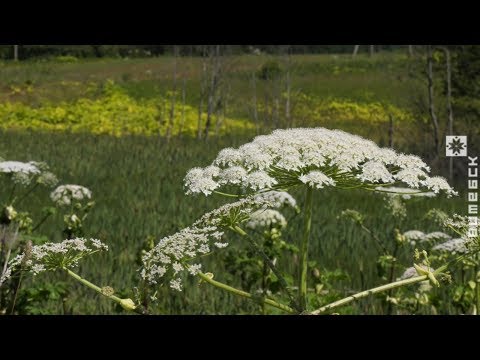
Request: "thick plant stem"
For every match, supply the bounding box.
[196,271,295,314]
[310,275,428,315]
[64,268,139,313]
[475,261,480,315]
[299,186,313,311]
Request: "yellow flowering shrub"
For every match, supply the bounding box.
[288,93,415,125]
[0,82,253,137]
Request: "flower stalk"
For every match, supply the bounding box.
[196,271,295,314]
[299,186,313,311]
[64,268,138,313]
[310,275,428,314]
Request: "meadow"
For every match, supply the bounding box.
[0,52,474,314]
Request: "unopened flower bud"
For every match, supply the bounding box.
[119,298,136,311]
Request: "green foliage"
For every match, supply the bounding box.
[0,81,253,137]
[55,56,79,63]
[258,60,283,80]
[13,281,70,315]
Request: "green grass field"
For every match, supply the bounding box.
[0,53,471,314]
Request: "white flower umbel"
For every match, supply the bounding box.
[432,238,471,254]
[299,171,336,189]
[0,238,108,286]
[184,168,220,196]
[51,185,92,206]
[184,128,456,197]
[402,230,451,246]
[0,161,40,175]
[141,195,281,291]
[254,191,297,209]
[402,231,426,245]
[246,209,287,229]
[0,161,47,186]
[423,232,451,243]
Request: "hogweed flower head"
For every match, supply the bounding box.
[384,196,407,219]
[0,161,40,175]
[184,128,456,197]
[402,230,451,246]
[141,195,290,291]
[0,237,108,286]
[254,191,297,210]
[432,238,471,254]
[51,185,92,206]
[246,209,287,230]
[0,161,58,187]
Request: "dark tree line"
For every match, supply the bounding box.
[0,45,410,60]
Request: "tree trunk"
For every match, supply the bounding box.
[197,46,207,140]
[438,46,455,180]
[252,71,259,134]
[179,77,186,137]
[13,45,18,61]
[204,45,221,140]
[166,45,178,141]
[408,45,414,57]
[285,49,292,127]
[388,115,394,148]
[353,45,360,57]
[426,45,440,156]
[369,45,375,57]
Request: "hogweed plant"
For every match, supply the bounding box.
[0,158,114,314]
[50,184,95,238]
[141,128,466,314]
[342,188,480,314]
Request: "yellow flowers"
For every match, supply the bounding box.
[0,84,253,137]
[267,92,417,130]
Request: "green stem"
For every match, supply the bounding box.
[8,183,16,204]
[262,259,268,315]
[64,268,140,314]
[360,224,388,254]
[213,191,241,198]
[299,186,313,311]
[311,275,429,315]
[32,213,52,233]
[232,225,301,312]
[475,259,480,315]
[386,243,399,315]
[15,183,39,205]
[196,271,294,314]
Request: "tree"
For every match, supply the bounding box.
[352,45,360,57]
[166,45,179,141]
[204,45,222,140]
[426,45,440,156]
[436,46,454,179]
